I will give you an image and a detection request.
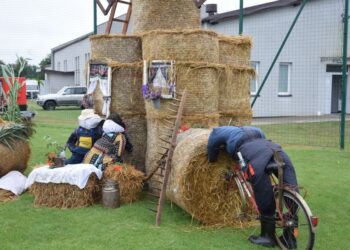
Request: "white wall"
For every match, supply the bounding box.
[207,0,349,116]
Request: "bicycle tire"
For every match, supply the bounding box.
[274,189,316,250]
[233,176,246,213]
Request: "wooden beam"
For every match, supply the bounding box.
[96,0,116,15]
[122,3,132,34]
[105,1,117,34]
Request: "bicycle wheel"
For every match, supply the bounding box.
[275,189,316,250]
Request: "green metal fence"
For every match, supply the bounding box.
[242,0,350,149]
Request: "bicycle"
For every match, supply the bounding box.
[226,150,318,250]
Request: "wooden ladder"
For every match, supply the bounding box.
[96,0,132,34]
[146,90,187,226]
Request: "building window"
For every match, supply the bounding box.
[250,61,259,95]
[57,62,60,71]
[75,56,80,85]
[278,63,292,96]
[63,60,67,71]
[85,53,90,63]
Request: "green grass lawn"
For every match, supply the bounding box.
[1,102,349,249]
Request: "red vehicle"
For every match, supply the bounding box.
[0,77,27,111]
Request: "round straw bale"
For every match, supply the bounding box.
[30,174,101,208]
[122,114,147,172]
[90,35,142,63]
[132,0,200,33]
[109,62,145,115]
[142,30,219,63]
[166,129,255,226]
[0,140,31,178]
[144,114,219,187]
[103,164,144,204]
[219,35,252,66]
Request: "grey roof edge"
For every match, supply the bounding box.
[44,69,75,74]
[51,13,127,53]
[52,32,93,53]
[202,0,302,24]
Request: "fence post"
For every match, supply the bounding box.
[340,0,349,150]
[251,0,309,107]
[239,0,244,35]
[93,0,97,35]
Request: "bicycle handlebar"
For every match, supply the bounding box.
[237,151,246,169]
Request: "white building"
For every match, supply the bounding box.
[46,0,350,116]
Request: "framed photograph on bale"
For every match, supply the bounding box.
[142,60,176,101]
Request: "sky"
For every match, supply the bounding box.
[0,0,275,65]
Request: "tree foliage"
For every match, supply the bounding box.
[0,54,51,80]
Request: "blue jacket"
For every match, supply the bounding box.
[66,126,103,156]
[207,126,265,162]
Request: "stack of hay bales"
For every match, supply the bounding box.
[90,35,146,171]
[141,29,221,187]
[0,120,31,178]
[167,129,255,226]
[30,174,101,208]
[218,35,254,126]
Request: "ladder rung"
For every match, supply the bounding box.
[118,0,132,5]
[113,18,127,23]
[147,192,160,198]
[147,208,158,213]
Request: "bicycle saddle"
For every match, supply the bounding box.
[265,151,285,174]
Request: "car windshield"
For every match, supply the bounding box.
[56,87,68,95]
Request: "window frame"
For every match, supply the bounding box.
[278,62,292,96]
[250,61,259,95]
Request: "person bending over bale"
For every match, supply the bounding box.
[208,127,298,249]
[237,139,298,249]
[83,113,133,171]
[65,109,103,165]
[207,126,265,163]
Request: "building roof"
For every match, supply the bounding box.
[44,69,75,75]
[202,0,302,24]
[52,32,93,53]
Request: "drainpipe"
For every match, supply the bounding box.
[239,0,244,35]
[93,0,97,35]
[340,0,349,150]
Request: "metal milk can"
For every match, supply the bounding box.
[102,179,120,208]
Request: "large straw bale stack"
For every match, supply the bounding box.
[132,0,200,33]
[219,35,252,66]
[122,114,147,172]
[90,35,142,63]
[109,62,145,115]
[30,174,101,208]
[0,140,31,178]
[218,65,254,126]
[142,30,219,63]
[103,164,144,204]
[166,129,255,226]
[145,62,221,117]
[91,63,146,171]
[144,62,222,176]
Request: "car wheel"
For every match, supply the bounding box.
[44,101,56,111]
